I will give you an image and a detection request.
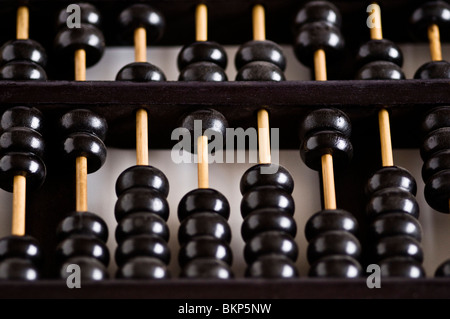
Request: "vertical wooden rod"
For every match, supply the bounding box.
[369,3,383,40]
[257,109,271,164]
[252,4,266,41]
[196,4,208,41]
[197,135,209,189]
[134,27,147,63]
[76,156,88,211]
[321,154,337,210]
[378,109,394,167]
[314,49,327,81]
[16,6,29,40]
[11,175,26,236]
[136,109,149,165]
[74,49,86,81]
[428,24,442,62]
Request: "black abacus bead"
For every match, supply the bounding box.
[422,150,450,182]
[424,169,450,213]
[56,211,109,243]
[420,127,450,160]
[245,255,299,278]
[59,256,109,281]
[115,234,170,267]
[0,235,42,266]
[116,62,166,82]
[379,256,426,278]
[177,41,227,71]
[0,258,39,281]
[54,24,105,67]
[178,188,230,221]
[1,106,44,133]
[410,0,450,41]
[240,186,295,218]
[241,209,297,243]
[59,109,108,141]
[308,255,362,278]
[240,164,294,195]
[0,128,45,159]
[116,256,170,279]
[293,21,344,69]
[115,187,169,222]
[62,133,107,173]
[435,259,450,277]
[118,4,165,44]
[55,235,110,266]
[178,213,231,245]
[178,61,228,82]
[0,39,47,67]
[414,61,450,79]
[304,209,359,242]
[293,0,342,29]
[243,231,298,265]
[180,259,233,279]
[355,61,405,80]
[365,166,417,197]
[0,61,47,81]
[370,212,422,242]
[0,153,46,192]
[115,212,170,244]
[366,188,420,219]
[421,106,450,134]
[235,61,285,81]
[300,130,353,171]
[373,235,423,262]
[306,231,361,264]
[56,3,102,29]
[355,39,403,68]
[299,108,352,140]
[115,165,169,198]
[178,237,232,267]
[235,40,286,71]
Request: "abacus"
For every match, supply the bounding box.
[0,0,449,300]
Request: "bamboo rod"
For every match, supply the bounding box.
[134,27,147,63]
[76,156,88,211]
[369,3,383,40]
[321,154,337,210]
[74,49,86,81]
[136,109,149,165]
[314,49,327,81]
[16,6,29,40]
[197,135,209,189]
[195,4,208,41]
[378,108,394,166]
[252,4,266,41]
[428,24,442,61]
[11,175,26,236]
[257,109,271,164]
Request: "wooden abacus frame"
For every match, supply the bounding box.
[1,0,450,299]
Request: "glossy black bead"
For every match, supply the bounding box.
[379,256,426,278]
[0,61,47,81]
[180,259,233,279]
[307,231,361,264]
[178,237,232,267]
[370,212,422,242]
[236,61,285,81]
[373,235,423,262]
[0,235,42,266]
[414,61,450,79]
[115,165,169,197]
[420,127,450,160]
[0,128,44,159]
[235,40,286,71]
[178,188,230,221]
[293,21,344,69]
[308,255,362,278]
[55,234,110,266]
[355,61,405,80]
[116,256,170,279]
[59,109,107,141]
[178,61,227,82]
[366,187,420,219]
[0,106,44,133]
[114,187,169,222]
[422,150,450,182]
[410,0,450,41]
[62,133,107,173]
[59,256,109,281]
[116,62,166,82]
[178,213,231,244]
[304,209,358,242]
[240,163,294,195]
[177,41,227,70]
[435,259,450,277]
[115,234,170,266]
[53,24,105,67]
[245,254,299,278]
[299,108,352,140]
[0,258,40,281]
[115,212,169,244]
[244,231,298,264]
[293,1,342,29]
[0,39,47,67]
[240,186,295,218]
[118,4,165,44]
[421,106,450,135]
[241,209,297,243]
[300,130,353,171]
[424,169,450,213]
[56,3,102,29]
[56,211,108,243]
[0,152,46,192]
[355,39,403,68]
[365,166,417,196]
